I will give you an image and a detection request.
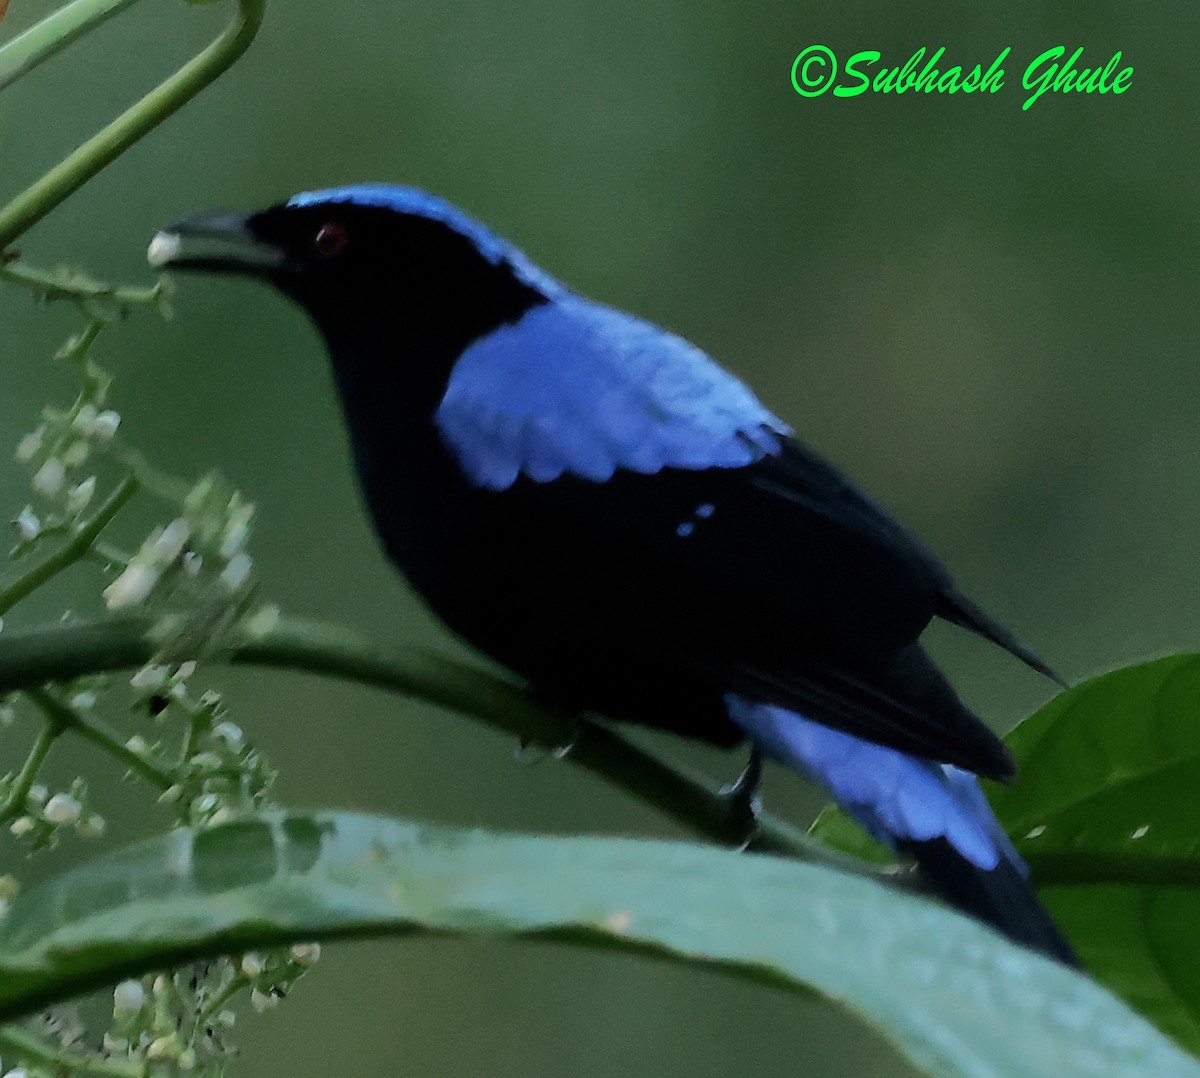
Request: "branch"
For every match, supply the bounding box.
[0,615,897,883]
[0,0,266,248]
[0,260,165,307]
[0,0,144,93]
[27,686,173,790]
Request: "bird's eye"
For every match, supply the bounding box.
[313,222,349,258]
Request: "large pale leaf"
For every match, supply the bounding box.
[0,811,1191,1077]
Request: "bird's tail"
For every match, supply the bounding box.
[725,696,1079,968]
[937,587,1067,688]
[902,835,1078,966]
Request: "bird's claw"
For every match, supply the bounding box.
[719,747,763,849]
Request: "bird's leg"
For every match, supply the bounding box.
[718,746,763,849]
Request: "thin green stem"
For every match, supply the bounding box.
[0,720,60,822]
[197,974,247,1024]
[0,473,140,617]
[26,687,173,790]
[0,260,164,306]
[0,615,897,883]
[0,1022,143,1078]
[0,0,144,93]
[0,0,266,249]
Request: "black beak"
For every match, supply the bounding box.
[148,212,291,275]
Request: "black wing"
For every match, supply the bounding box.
[461,435,1048,780]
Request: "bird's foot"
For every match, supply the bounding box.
[718,748,763,850]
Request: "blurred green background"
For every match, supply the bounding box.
[0,1,1194,1074]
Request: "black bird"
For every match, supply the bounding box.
[151,184,1076,966]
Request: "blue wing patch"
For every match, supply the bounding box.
[726,695,1020,872]
[434,298,791,490]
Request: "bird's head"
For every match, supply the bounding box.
[151,184,557,357]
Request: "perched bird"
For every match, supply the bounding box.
[151,184,1076,966]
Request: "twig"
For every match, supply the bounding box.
[0,0,266,248]
[0,1023,143,1078]
[26,687,173,790]
[0,474,140,618]
[0,615,899,882]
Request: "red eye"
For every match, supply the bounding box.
[313,222,349,257]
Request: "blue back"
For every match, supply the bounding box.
[434,297,791,490]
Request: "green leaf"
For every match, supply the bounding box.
[987,654,1200,1053]
[811,654,1200,1054]
[0,812,1192,1078]
[809,801,895,864]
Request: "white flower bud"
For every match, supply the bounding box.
[219,552,253,591]
[66,477,97,515]
[290,942,321,965]
[113,979,145,1016]
[90,410,121,441]
[194,793,219,814]
[60,440,90,468]
[219,504,255,559]
[207,807,233,827]
[14,507,40,541]
[148,518,189,566]
[71,404,98,433]
[9,816,35,837]
[240,952,267,977]
[26,785,47,806]
[130,664,169,695]
[250,988,278,1012]
[244,604,280,639]
[147,1035,178,1060]
[126,735,150,754]
[70,691,96,711]
[104,563,161,610]
[212,721,243,747]
[182,551,203,576]
[31,458,65,497]
[174,660,197,682]
[43,793,82,825]
[78,814,106,837]
[15,427,43,463]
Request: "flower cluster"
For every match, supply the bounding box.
[95,944,320,1075]
[0,313,312,1077]
[5,776,104,853]
[11,403,118,554]
[104,475,257,615]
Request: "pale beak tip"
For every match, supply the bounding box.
[147,230,182,269]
